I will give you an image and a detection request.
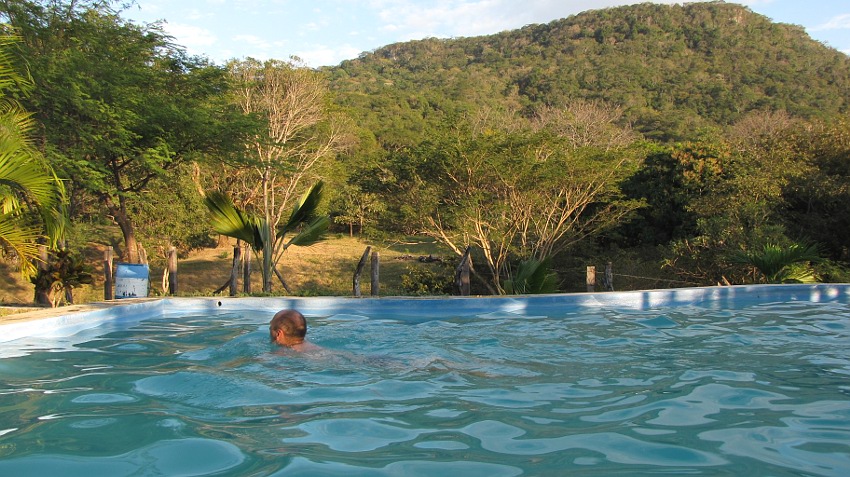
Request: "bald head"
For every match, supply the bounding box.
[269,309,307,346]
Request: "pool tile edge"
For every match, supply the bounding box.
[1,284,848,344]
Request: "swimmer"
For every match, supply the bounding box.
[269,309,320,352]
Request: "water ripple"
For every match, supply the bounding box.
[2,299,849,475]
[0,438,245,476]
[461,420,726,466]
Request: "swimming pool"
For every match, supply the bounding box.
[1,284,849,476]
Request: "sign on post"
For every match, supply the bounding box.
[114,263,150,299]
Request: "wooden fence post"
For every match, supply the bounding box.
[104,246,114,300]
[138,244,148,265]
[370,251,380,296]
[167,246,178,295]
[586,265,596,292]
[455,246,471,296]
[242,246,252,295]
[604,262,614,291]
[353,246,371,297]
[230,246,241,296]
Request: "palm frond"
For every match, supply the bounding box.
[730,242,821,283]
[283,180,324,232]
[285,215,330,248]
[203,191,264,250]
[775,264,818,284]
[0,33,32,98]
[504,257,558,294]
[0,33,66,275]
[0,212,40,277]
[0,113,64,212]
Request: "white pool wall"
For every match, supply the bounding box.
[2,284,848,347]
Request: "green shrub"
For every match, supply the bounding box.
[30,250,95,306]
[400,262,455,295]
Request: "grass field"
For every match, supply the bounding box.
[0,234,453,310]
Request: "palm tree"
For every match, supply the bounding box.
[204,181,329,293]
[0,31,66,277]
[503,257,558,294]
[729,243,821,284]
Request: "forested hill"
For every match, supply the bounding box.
[326,2,850,144]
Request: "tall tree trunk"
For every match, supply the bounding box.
[262,169,274,293]
[112,197,140,263]
[262,248,273,293]
[34,244,51,306]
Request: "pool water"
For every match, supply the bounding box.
[1,297,849,476]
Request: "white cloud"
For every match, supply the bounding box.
[186,9,212,21]
[162,22,217,48]
[231,35,255,44]
[228,34,294,62]
[233,34,273,48]
[124,0,165,17]
[295,44,365,68]
[734,0,777,5]
[812,13,850,32]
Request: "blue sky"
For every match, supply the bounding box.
[122,1,850,67]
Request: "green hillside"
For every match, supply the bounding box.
[328,2,850,144]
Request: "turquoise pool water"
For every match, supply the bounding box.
[0,285,849,476]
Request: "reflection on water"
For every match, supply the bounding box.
[0,301,849,476]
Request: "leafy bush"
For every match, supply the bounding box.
[400,262,455,295]
[729,243,821,284]
[504,258,558,295]
[814,260,850,283]
[30,250,95,306]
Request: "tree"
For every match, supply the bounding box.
[784,119,850,262]
[226,58,350,292]
[623,140,733,245]
[131,162,217,258]
[721,110,805,245]
[321,126,387,237]
[29,248,93,306]
[2,0,240,263]
[0,29,65,278]
[533,99,638,151]
[330,183,384,237]
[204,181,330,294]
[411,114,641,293]
[633,128,817,285]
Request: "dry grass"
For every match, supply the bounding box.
[0,234,452,306]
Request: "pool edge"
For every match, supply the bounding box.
[1,283,848,344]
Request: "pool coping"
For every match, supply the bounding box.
[0,298,161,325]
[1,283,848,345]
